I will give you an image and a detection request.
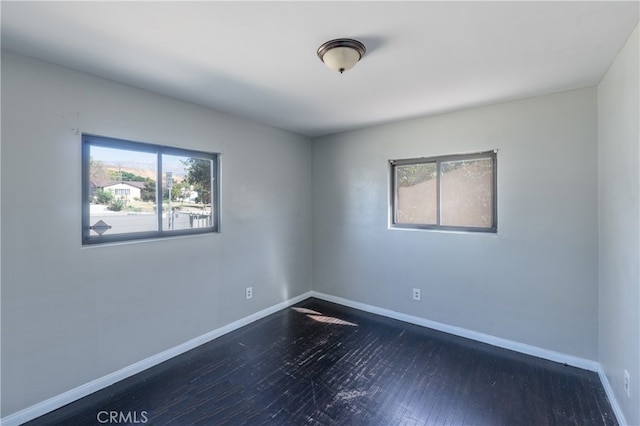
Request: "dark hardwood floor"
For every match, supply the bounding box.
[27,298,616,425]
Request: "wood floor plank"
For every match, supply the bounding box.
[26,298,617,425]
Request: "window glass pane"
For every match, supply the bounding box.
[440,158,493,227]
[84,135,219,244]
[163,154,213,231]
[395,163,437,224]
[88,145,157,236]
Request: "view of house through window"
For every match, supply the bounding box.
[83,135,218,244]
[391,151,497,232]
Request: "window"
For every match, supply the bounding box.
[82,134,219,245]
[390,151,497,232]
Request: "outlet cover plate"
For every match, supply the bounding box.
[412,288,421,301]
[624,369,631,398]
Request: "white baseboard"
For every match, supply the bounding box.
[598,366,628,426]
[0,291,312,426]
[310,291,599,372]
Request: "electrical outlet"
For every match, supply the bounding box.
[245,287,253,300]
[412,288,421,301]
[624,369,631,398]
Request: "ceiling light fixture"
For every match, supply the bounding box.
[317,38,366,74]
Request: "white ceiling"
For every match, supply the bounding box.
[1,1,638,137]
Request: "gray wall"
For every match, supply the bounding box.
[598,24,640,426]
[312,87,599,361]
[0,51,312,416]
